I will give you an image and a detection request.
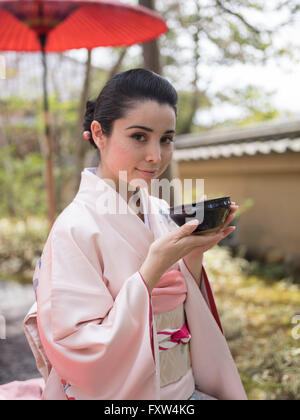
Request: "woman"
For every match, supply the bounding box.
[23,68,247,400]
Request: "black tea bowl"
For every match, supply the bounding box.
[169,196,232,235]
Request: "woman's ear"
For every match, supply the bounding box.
[91,120,106,151]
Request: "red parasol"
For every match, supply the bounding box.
[0,0,168,227]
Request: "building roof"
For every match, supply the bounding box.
[174,120,300,161]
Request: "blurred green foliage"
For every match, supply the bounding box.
[205,246,300,400]
[0,217,48,283]
[0,145,47,218]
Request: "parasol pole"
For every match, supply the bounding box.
[39,34,56,230]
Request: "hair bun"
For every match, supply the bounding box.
[83,99,97,148]
[84,99,97,128]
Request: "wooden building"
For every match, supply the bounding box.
[173,121,300,282]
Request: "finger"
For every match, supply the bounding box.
[210,225,236,241]
[199,194,207,202]
[226,210,237,224]
[175,219,200,240]
[216,213,235,233]
[182,226,235,254]
[218,205,238,231]
[221,226,236,238]
[190,227,228,245]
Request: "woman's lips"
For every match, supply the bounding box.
[136,168,158,178]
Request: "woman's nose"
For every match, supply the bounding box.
[145,143,162,164]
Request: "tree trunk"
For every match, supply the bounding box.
[108,48,127,79]
[0,124,17,218]
[138,0,179,207]
[138,0,162,74]
[74,49,93,194]
[181,2,201,134]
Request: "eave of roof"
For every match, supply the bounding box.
[173,138,300,161]
[174,121,300,161]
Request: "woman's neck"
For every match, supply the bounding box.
[96,163,138,205]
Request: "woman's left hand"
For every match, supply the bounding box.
[186,196,239,257]
[182,197,239,284]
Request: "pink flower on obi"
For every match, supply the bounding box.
[157,323,191,351]
[151,270,187,315]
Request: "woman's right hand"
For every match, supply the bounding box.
[139,219,235,293]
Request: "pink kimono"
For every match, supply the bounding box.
[21,167,247,400]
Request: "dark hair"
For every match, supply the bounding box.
[83,68,178,150]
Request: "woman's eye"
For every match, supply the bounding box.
[162,137,174,144]
[131,134,174,144]
[132,134,146,142]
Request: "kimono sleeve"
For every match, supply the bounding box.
[36,223,155,399]
[158,198,223,332]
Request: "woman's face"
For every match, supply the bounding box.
[91,100,176,195]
